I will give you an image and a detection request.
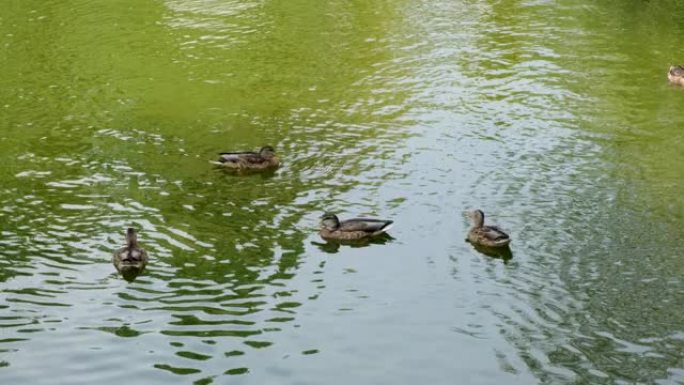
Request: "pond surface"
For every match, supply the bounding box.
[1,0,683,384]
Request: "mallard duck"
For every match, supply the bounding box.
[319,213,394,241]
[112,228,148,278]
[466,209,511,248]
[216,145,279,170]
[668,65,684,86]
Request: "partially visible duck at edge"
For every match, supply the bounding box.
[215,145,279,170]
[113,228,149,277]
[668,65,684,86]
[319,213,394,241]
[466,209,511,248]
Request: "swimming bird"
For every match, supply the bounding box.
[319,213,394,241]
[216,145,279,170]
[668,65,684,86]
[112,228,148,278]
[466,209,511,248]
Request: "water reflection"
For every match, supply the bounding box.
[469,244,513,261]
[114,266,146,283]
[214,166,279,178]
[311,233,395,254]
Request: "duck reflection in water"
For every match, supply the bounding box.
[312,233,394,254]
[470,243,513,261]
[112,228,148,282]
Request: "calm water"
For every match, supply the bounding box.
[1,0,683,384]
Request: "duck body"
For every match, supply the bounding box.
[668,65,684,86]
[466,209,511,248]
[216,145,279,170]
[113,228,148,276]
[319,213,394,241]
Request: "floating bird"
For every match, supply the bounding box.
[319,213,394,241]
[466,209,511,248]
[668,65,684,86]
[215,145,279,170]
[112,228,148,280]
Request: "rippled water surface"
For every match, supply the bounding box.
[1,0,683,384]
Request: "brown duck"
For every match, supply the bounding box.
[466,209,511,248]
[319,213,394,241]
[112,228,149,278]
[668,65,684,86]
[216,145,279,170]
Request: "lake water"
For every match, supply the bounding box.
[1,0,683,384]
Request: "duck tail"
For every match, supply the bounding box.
[492,238,511,247]
[380,221,394,233]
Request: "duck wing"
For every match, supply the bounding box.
[127,248,148,262]
[339,218,393,233]
[218,151,259,163]
[480,225,510,241]
[114,247,146,262]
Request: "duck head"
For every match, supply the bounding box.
[320,213,340,231]
[126,228,138,247]
[468,209,485,228]
[259,145,276,158]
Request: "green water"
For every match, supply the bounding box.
[1,0,683,384]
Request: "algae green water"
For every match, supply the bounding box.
[1,0,683,384]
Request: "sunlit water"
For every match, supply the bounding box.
[1,0,683,384]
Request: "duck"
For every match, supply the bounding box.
[319,213,394,241]
[112,228,149,278]
[668,65,684,86]
[215,145,279,170]
[466,209,511,248]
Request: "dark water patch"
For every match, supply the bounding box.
[243,340,273,349]
[161,330,263,339]
[176,350,213,361]
[224,350,245,357]
[224,367,249,375]
[154,363,202,375]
